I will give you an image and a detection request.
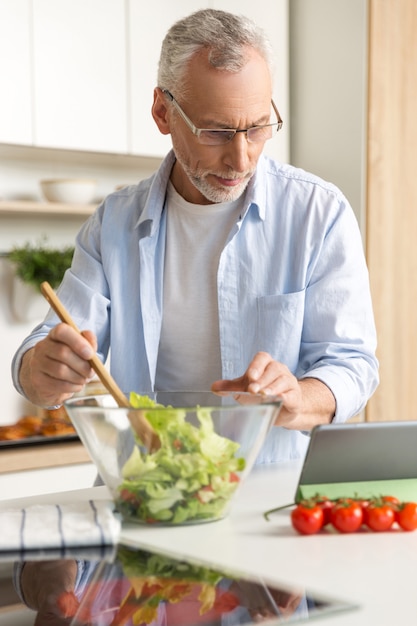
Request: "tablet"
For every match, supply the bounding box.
[295,421,417,502]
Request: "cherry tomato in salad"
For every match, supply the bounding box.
[396,502,417,531]
[330,498,363,533]
[364,500,395,532]
[291,502,324,535]
[119,489,140,505]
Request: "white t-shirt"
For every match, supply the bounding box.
[155,182,243,390]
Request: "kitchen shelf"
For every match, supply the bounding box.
[0,440,91,473]
[0,199,97,216]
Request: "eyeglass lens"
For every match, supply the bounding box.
[198,125,275,145]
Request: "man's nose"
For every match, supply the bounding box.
[223,131,252,172]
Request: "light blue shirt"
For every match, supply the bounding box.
[12,151,378,462]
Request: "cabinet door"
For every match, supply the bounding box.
[0,0,32,145]
[212,0,289,163]
[128,0,203,158]
[33,0,127,153]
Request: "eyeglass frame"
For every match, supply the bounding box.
[161,88,283,145]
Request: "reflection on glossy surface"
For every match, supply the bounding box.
[5,544,355,625]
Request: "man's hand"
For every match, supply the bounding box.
[19,323,97,407]
[227,580,304,621]
[21,560,79,625]
[211,351,335,430]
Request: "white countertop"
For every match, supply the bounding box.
[2,460,417,625]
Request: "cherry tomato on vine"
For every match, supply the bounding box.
[355,498,370,511]
[380,495,400,519]
[330,498,363,533]
[311,495,334,526]
[364,500,395,532]
[396,502,417,531]
[381,495,400,509]
[291,502,324,535]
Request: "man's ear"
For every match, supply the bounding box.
[151,88,171,135]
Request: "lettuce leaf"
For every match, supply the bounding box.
[116,393,245,523]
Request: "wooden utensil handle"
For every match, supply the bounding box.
[40,281,160,451]
[40,281,130,408]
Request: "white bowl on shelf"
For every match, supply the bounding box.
[40,178,97,204]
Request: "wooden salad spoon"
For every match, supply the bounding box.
[40,281,160,451]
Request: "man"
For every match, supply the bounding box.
[12,9,378,462]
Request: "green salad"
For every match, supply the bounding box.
[109,547,238,624]
[116,393,245,524]
[117,546,225,585]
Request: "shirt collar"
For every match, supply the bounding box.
[134,150,176,234]
[244,155,268,221]
[135,150,268,233]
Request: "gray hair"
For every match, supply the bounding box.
[157,9,274,96]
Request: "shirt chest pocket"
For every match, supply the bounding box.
[256,290,306,372]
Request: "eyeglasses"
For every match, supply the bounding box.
[162,89,283,146]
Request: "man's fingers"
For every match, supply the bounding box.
[50,323,95,360]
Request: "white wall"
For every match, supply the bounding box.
[289,0,368,231]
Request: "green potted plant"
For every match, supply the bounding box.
[8,238,74,322]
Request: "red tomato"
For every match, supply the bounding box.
[330,499,363,533]
[381,495,400,511]
[291,503,324,535]
[311,495,334,526]
[355,498,370,513]
[119,489,140,505]
[364,502,395,532]
[56,592,80,618]
[396,502,417,531]
[213,590,240,613]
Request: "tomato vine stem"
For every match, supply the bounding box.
[264,503,294,521]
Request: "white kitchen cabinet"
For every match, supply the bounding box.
[32,0,128,153]
[0,464,97,501]
[0,0,32,145]
[128,0,202,158]
[0,1,289,160]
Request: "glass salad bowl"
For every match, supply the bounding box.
[65,391,282,525]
